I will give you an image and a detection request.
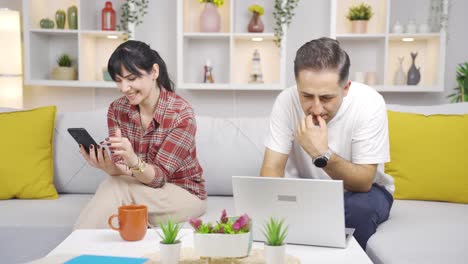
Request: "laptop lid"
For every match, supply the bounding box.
[232,176,346,248]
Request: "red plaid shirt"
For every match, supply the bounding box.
[107,88,206,200]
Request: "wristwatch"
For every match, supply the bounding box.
[130,157,146,174]
[312,149,333,168]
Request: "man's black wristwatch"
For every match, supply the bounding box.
[312,149,333,168]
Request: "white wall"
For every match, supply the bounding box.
[2,0,468,115]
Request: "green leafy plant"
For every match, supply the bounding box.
[157,219,182,244]
[249,4,264,16]
[262,217,288,246]
[57,54,72,67]
[189,209,251,234]
[346,3,373,21]
[273,0,299,47]
[447,62,468,103]
[199,0,224,8]
[117,0,149,33]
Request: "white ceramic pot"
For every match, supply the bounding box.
[264,244,286,264]
[159,242,181,264]
[194,232,251,258]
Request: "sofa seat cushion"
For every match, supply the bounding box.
[366,200,468,264]
[0,194,92,264]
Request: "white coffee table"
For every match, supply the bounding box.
[35,229,372,263]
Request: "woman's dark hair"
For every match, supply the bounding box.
[294,37,350,86]
[108,40,174,92]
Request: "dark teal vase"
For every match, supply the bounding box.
[407,52,421,85]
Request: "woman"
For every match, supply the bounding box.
[74,40,206,229]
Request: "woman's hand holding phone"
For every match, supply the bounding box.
[79,144,123,176]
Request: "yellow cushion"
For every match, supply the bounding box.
[0,106,58,199]
[385,110,468,204]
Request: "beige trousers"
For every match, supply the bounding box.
[74,175,206,229]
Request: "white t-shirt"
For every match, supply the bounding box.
[264,82,395,194]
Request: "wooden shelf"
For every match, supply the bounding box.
[331,0,446,92]
[23,0,127,88]
[177,0,286,91]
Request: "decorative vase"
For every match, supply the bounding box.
[248,12,264,33]
[101,1,116,31]
[406,19,417,34]
[67,6,78,30]
[392,20,403,34]
[55,10,66,29]
[159,242,181,264]
[351,20,368,33]
[407,52,421,85]
[193,232,252,258]
[394,56,406,85]
[200,2,221,32]
[39,18,54,29]
[264,244,286,264]
[52,66,76,80]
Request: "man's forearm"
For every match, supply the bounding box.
[323,153,375,192]
[260,166,284,178]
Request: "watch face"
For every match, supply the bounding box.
[314,157,327,168]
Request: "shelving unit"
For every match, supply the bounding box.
[177,0,287,90]
[23,0,128,88]
[330,0,447,92]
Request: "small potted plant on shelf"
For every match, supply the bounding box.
[248,4,265,33]
[346,3,373,34]
[52,54,77,80]
[263,217,288,264]
[189,209,252,258]
[157,219,182,264]
[199,0,224,32]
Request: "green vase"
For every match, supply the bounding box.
[67,6,78,29]
[55,9,66,29]
[39,18,54,29]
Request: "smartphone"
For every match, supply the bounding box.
[68,128,99,156]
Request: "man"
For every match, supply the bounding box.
[260,37,394,249]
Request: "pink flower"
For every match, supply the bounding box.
[189,217,202,230]
[232,214,250,231]
[220,209,228,224]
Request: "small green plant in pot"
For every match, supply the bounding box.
[346,3,373,34]
[263,217,288,264]
[52,54,76,80]
[447,62,468,103]
[157,219,182,264]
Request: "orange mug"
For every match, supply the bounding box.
[108,204,148,241]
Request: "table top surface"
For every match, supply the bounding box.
[46,229,372,264]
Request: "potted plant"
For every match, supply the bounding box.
[199,0,224,32]
[273,0,299,47]
[157,219,182,264]
[51,54,77,80]
[248,4,264,33]
[189,209,252,258]
[346,3,373,34]
[263,217,288,264]
[448,62,468,103]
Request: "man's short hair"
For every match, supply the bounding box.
[294,37,350,86]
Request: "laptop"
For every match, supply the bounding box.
[232,176,352,248]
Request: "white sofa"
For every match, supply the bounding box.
[1,103,467,264]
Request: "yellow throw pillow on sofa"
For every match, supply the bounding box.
[0,106,58,199]
[385,110,468,204]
